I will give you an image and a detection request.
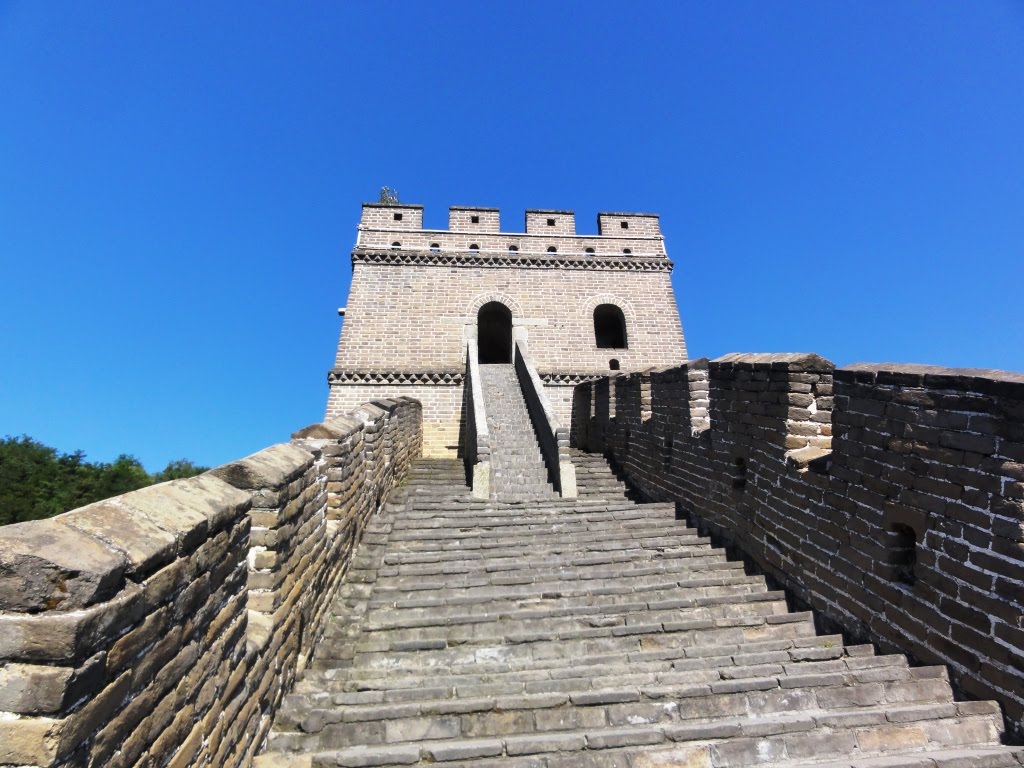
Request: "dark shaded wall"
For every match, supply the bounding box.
[573,354,1024,737]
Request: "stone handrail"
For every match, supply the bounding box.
[514,339,577,497]
[0,397,422,768]
[463,341,492,499]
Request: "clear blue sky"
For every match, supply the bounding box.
[1,2,1022,472]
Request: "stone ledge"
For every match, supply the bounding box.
[212,444,315,491]
[713,353,835,371]
[840,363,1024,395]
[292,415,363,441]
[0,476,250,612]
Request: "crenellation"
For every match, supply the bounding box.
[597,211,662,237]
[448,205,500,232]
[525,208,576,235]
[357,202,423,234]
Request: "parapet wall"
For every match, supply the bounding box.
[0,397,422,768]
[354,202,666,256]
[574,355,1024,738]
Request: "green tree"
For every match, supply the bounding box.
[378,186,400,205]
[0,435,208,526]
[153,459,208,482]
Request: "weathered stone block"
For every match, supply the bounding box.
[212,443,315,491]
[0,517,126,612]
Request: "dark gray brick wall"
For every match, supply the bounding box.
[574,356,1024,738]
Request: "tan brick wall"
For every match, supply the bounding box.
[334,264,686,374]
[327,383,462,458]
[331,202,688,459]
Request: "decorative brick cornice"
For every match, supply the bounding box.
[328,369,464,385]
[351,249,673,273]
[328,369,605,386]
[539,372,606,385]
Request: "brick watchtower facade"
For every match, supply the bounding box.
[326,203,688,456]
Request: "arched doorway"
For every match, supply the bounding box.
[477,302,512,363]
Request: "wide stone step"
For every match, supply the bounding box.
[391,501,671,520]
[339,612,817,673]
[384,516,691,545]
[378,531,701,564]
[295,642,893,701]
[276,673,971,749]
[256,743,1024,768]
[350,597,790,650]
[366,580,769,624]
[365,566,752,610]
[368,571,766,613]
[262,706,1004,767]
[390,502,677,526]
[372,544,744,585]
[374,540,714,577]
[369,552,738,595]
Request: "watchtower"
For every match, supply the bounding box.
[327,203,687,456]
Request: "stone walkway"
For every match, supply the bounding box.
[255,457,1022,768]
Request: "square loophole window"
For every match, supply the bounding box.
[393,212,403,221]
[621,220,629,229]
[547,218,555,226]
[471,215,480,224]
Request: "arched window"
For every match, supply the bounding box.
[622,248,632,255]
[508,244,519,254]
[547,246,557,254]
[390,241,401,250]
[609,358,620,370]
[429,243,440,252]
[594,304,627,349]
[468,243,479,253]
[584,247,595,255]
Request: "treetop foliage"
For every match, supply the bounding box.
[0,435,208,527]
[378,186,400,205]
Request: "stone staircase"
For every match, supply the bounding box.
[478,363,557,501]
[255,457,1022,768]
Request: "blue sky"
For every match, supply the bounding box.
[1,2,1022,471]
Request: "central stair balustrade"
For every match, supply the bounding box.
[513,339,577,497]
[462,341,492,498]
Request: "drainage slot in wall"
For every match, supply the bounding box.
[732,456,747,491]
[887,524,918,587]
